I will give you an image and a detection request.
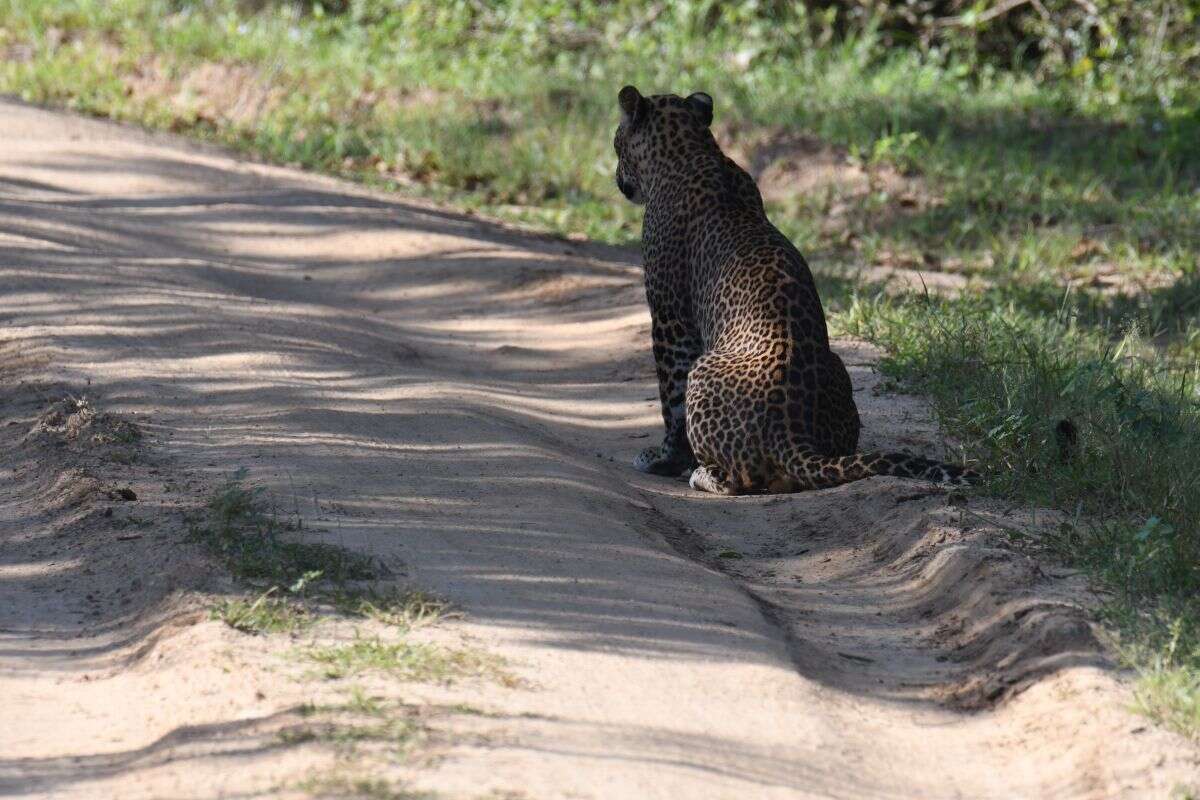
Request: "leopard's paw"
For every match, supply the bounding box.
[688,465,737,495]
[633,445,695,477]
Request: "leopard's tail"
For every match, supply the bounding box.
[780,449,979,491]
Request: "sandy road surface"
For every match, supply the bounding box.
[1,99,1196,799]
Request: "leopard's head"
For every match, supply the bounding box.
[614,85,714,206]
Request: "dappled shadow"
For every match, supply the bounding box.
[0,147,776,674]
[0,138,1109,712]
[0,175,81,197]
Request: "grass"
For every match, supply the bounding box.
[834,286,1200,738]
[3,0,1196,256]
[279,688,438,788]
[3,0,1199,739]
[344,684,386,716]
[1134,635,1200,739]
[210,581,451,637]
[189,468,377,584]
[296,773,435,800]
[325,587,451,629]
[281,711,421,751]
[195,472,453,639]
[210,586,313,635]
[306,635,503,684]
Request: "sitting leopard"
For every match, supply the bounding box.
[614,85,978,495]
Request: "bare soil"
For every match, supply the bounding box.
[1,98,1196,799]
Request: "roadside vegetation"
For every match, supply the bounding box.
[191,469,453,636]
[189,469,498,793]
[2,0,1198,738]
[190,468,379,584]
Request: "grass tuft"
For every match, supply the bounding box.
[325,587,451,629]
[306,635,502,684]
[296,773,435,800]
[190,469,377,584]
[210,587,312,635]
[280,716,421,751]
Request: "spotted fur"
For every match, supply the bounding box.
[614,85,979,495]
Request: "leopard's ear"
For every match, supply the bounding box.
[619,85,649,128]
[686,92,713,127]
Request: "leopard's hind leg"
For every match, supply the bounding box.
[684,352,770,494]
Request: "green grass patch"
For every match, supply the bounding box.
[194,474,458,645]
[280,710,421,751]
[1137,664,1200,744]
[296,772,434,800]
[288,716,420,749]
[834,286,1200,739]
[324,587,450,629]
[189,469,377,585]
[2,0,1196,260]
[210,586,313,635]
[286,693,434,796]
[295,685,389,719]
[1124,609,1200,739]
[344,685,386,716]
[290,688,423,750]
[306,635,502,684]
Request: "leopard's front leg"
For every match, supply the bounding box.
[634,305,703,477]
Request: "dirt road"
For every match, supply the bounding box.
[1,99,1196,798]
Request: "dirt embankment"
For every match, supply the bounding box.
[1,98,1196,799]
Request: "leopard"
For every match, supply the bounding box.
[613,85,978,495]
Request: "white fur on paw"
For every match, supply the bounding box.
[689,466,732,495]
